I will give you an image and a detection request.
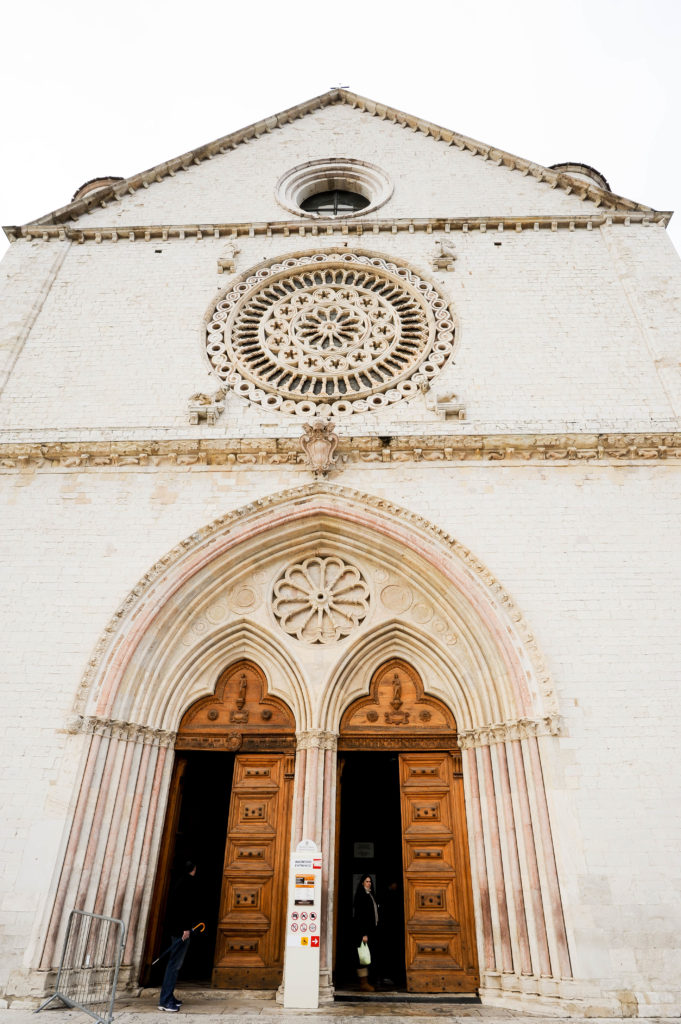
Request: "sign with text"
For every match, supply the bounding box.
[283,839,322,1008]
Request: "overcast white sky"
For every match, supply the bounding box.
[1,0,680,257]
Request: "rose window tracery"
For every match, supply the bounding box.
[272,555,370,643]
[204,252,456,417]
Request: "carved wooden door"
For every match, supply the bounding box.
[399,751,479,992]
[212,753,294,988]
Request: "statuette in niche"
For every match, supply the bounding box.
[272,555,370,643]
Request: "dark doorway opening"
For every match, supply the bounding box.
[147,752,233,987]
[334,752,406,990]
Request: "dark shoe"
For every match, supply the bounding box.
[171,996,183,1006]
[359,977,375,992]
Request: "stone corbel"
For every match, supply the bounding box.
[217,241,240,274]
[427,391,466,420]
[433,239,457,271]
[188,386,228,425]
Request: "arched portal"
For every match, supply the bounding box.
[335,659,478,993]
[143,660,296,990]
[32,484,571,1010]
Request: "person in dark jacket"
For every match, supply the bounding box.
[353,873,379,991]
[159,861,197,1012]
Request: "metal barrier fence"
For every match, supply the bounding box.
[36,910,126,1024]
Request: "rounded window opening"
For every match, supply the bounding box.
[276,159,393,219]
[300,189,370,216]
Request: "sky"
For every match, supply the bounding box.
[1,0,680,257]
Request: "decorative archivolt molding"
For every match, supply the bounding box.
[5,211,669,244]
[72,483,555,729]
[67,715,177,746]
[457,714,562,749]
[2,432,680,472]
[12,88,655,236]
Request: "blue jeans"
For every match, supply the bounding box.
[160,936,189,1006]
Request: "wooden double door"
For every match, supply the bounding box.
[398,751,478,992]
[337,659,479,993]
[143,660,296,990]
[212,752,293,988]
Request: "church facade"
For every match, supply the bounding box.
[1,90,680,1016]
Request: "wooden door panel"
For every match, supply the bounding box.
[228,794,279,834]
[213,753,293,989]
[407,931,464,971]
[399,751,478,993]
[223,838,276,873]
[403,838,457,873]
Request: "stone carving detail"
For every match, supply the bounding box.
[433,239,457,271]
[188,387,227,425]
[427,391,466,420]
[300,417,339,476]
[204,252,456,417]
[272,555,370,643]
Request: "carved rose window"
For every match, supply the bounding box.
[204,252,456,417]
[272,555,370,643]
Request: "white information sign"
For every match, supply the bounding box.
[282,839,322,1008]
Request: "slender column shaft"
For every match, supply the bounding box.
[481,745,513,973]
[527,737,572,979]
[465,747,495,970]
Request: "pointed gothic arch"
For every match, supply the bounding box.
[33,484,570,1005]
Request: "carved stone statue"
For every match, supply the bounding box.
[188,386,228,425]
[300,417,339,476]
[433,239,457,271]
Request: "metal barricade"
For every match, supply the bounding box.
[36,910,126,1024]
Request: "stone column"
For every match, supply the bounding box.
[292,730,338,1003]
[33,718,175,991]
[459,718,572,1002]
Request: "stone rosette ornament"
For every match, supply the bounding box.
[272,555,370,643]
[203,251,456,417]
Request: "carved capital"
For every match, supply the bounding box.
[296,729,338,751]
[458,714,563,748]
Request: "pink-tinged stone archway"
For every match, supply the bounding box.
[32,484,571,1010]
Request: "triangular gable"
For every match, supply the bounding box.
[17,89,659,230]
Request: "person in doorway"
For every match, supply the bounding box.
[158,861,198,1012]
[353,873,379,992]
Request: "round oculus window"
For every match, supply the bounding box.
[276,159,392,219]
[204,251,456,417]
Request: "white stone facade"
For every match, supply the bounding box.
[0,90,680,1016]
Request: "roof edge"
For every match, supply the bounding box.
[21,89,658,230]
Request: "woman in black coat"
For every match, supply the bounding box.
[353,873,379,991]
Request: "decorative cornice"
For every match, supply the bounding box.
[458,715,562,749]
[3,212,670,244]
[67,715,176,746]
[2,432,680,472]
[9,88,656,237]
